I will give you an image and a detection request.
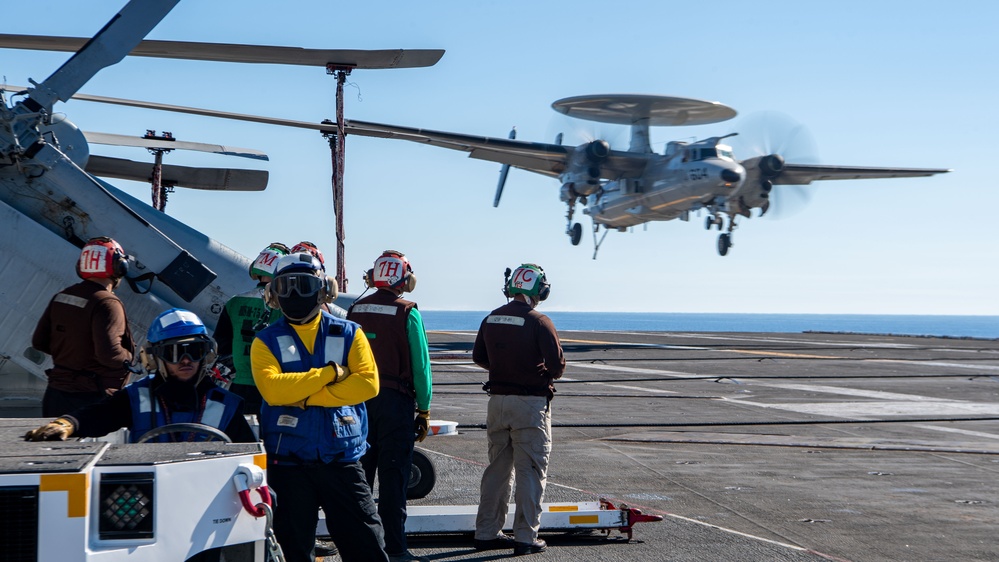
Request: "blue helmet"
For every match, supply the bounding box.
[147,308,208,344]
[143,309,216,382]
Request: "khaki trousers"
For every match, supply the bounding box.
[474,394,552,543]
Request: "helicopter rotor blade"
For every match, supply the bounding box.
[83,131,268,160]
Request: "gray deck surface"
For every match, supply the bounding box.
[7,330,998,561]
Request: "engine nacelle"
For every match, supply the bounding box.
[560,140,611,197]
[759,154,785,177]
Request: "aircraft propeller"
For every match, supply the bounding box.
[734,111,819,218]
[494,127,516,207]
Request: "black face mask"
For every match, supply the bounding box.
[278,294,321,323]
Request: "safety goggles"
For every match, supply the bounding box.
[271,273,323,298]
[153,340,212,364]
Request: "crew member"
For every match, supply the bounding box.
[213,242,289,414]
[251,252,388,562]
[348,250,433,562]
[25,308,255,444]
[32,236,135,417]
[472,264,565,556]
[290,241,348,318]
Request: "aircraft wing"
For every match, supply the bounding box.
[774,163,951,185]
[346,119,649,179]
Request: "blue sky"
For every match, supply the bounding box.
[3,1,996,315]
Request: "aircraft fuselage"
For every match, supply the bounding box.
[582,146,745,229]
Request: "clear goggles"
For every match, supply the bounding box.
[272,273,323,298]
[152,340,212,364]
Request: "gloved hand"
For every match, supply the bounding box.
[414,409,431,442]
[24,418,75,441]
[325,361,351,385]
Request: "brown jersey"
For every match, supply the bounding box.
[472,300,565,398]
[32,280,134,393]
[348,289,416,396]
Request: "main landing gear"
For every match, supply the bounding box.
[717,233,732,256]
[566,198,584,246]
[707,213,737,256]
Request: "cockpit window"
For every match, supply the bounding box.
[691,146,734,161]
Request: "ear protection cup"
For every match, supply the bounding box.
[263,281,279,309]
[538,280,551,301]
[322,275,338,303]
[535,266,550,301]
[502,268,513,298]
[140,346,158,372]
[403,271,417,293]
[364,269,375,289]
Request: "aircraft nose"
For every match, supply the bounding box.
[721,169,742,183]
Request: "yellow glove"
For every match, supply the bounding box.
[414,409,431,442]
[24,418,75,441]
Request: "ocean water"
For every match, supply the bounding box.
[420,311,999,339]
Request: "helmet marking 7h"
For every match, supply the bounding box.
[368,250,416,292]
[249,242,290,281]
[504,263,550,301]
[142,308,217,382]
[76,236,128,279]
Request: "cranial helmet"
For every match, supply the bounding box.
[249,242,290,281]
[366,250,417,292]
[76,236,128,280]
[503,263,550,301]
[141,308,217,382]
[290,241,325,271]
[264,253,338,322]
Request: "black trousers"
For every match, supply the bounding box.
[268,460,388,562]
[360,389,416,556]
[42,386,105,418]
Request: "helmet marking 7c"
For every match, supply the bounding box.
[76,236,128,280]
[504,263,550,301]
[249,242,290,281]
[141,308,217,382]
[367,250,417,292]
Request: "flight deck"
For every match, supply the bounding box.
[400,329,999,562]
[4,330,997,561]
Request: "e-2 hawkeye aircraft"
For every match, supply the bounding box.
[342,95,951,257]
[0,0,442,408]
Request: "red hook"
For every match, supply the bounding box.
[238,485,272,518]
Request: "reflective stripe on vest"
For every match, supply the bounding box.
[350,303,398,316]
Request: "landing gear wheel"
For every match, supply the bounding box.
[717,233,731,256]
[570,222,583,246]
[705,216,713,230]
[137,423,232,443]
[717,220,724,231]
[407,449,437,500]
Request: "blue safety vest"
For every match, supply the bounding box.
[126,375,242,443]
[256,312,368,464]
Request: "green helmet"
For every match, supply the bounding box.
[249,242,290,281]
[504,263,550,301]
